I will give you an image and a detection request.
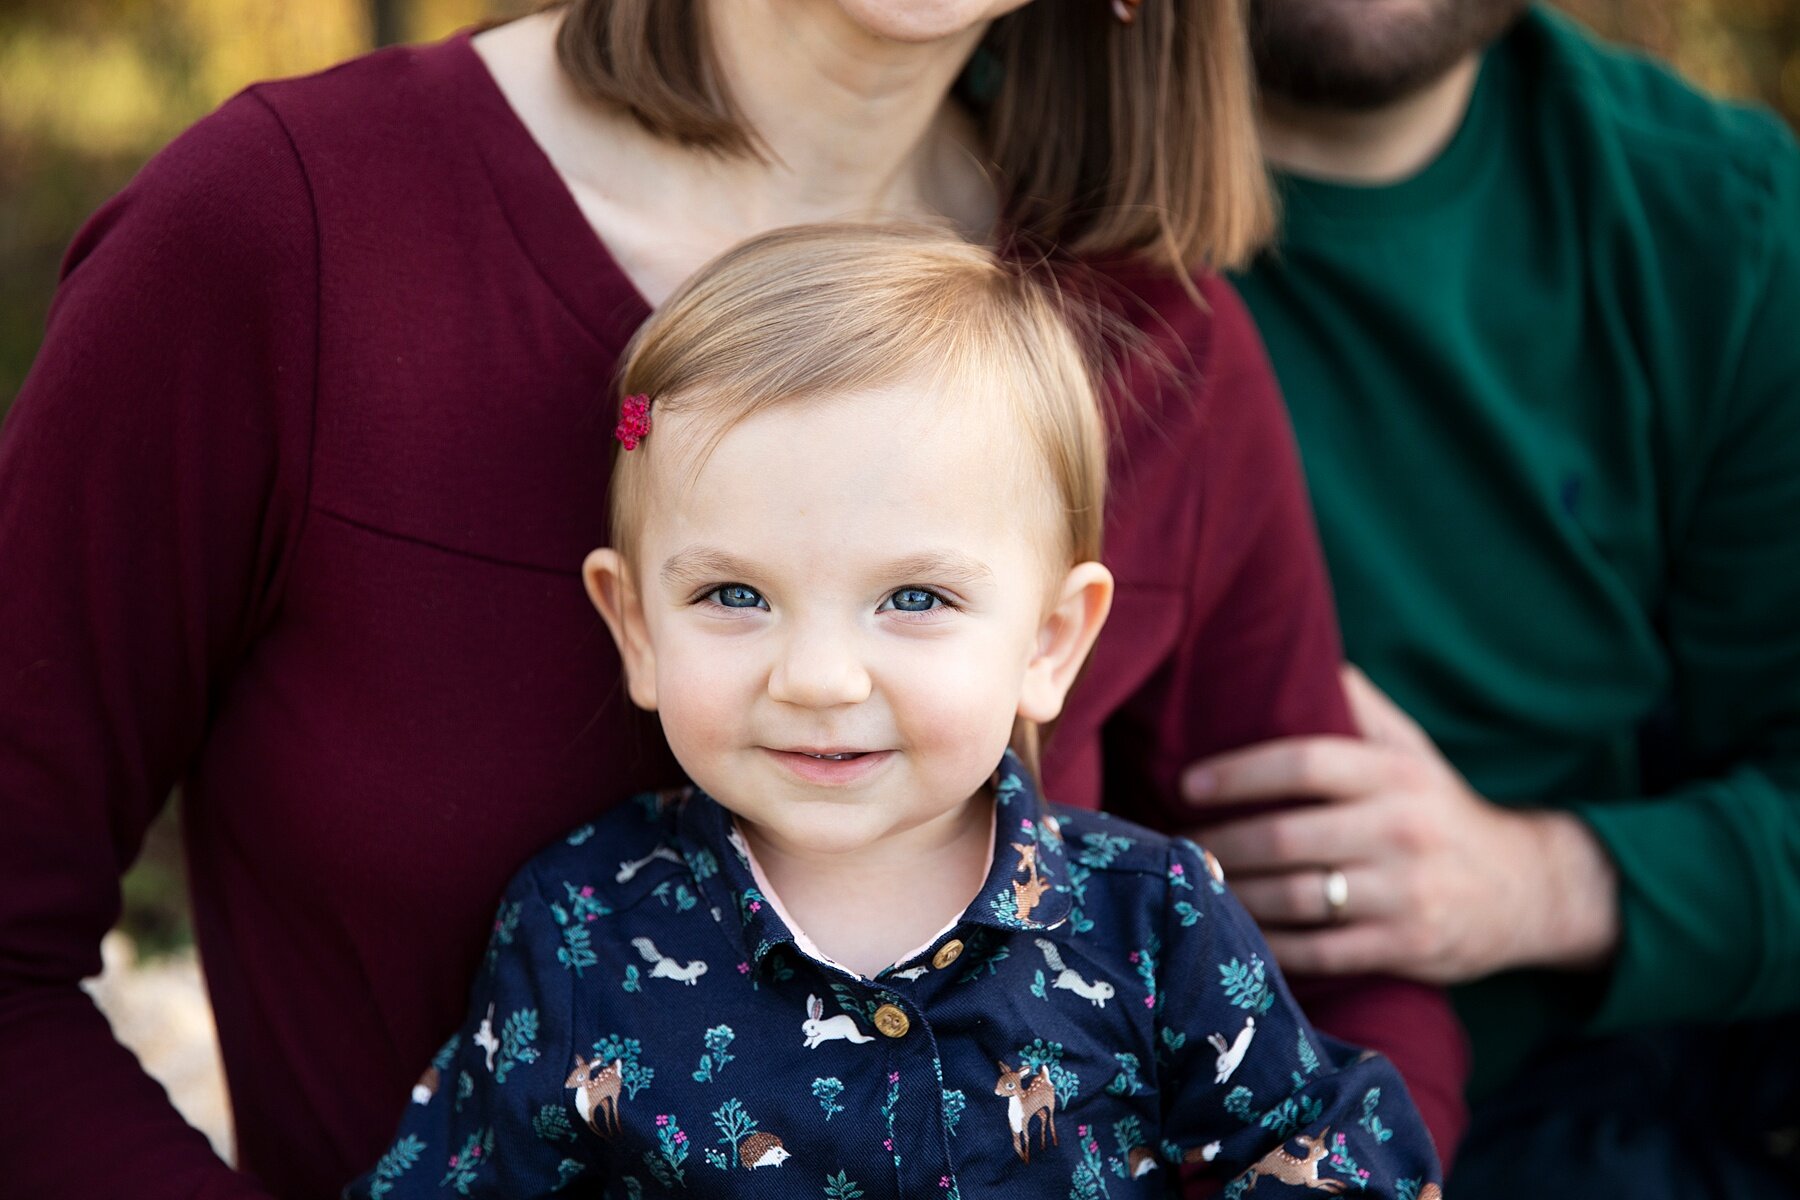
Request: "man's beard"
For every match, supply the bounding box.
[1250,0,1530,111]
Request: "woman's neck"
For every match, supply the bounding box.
[740,792,995,979]
[473,2,995,303]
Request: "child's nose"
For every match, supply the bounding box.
[766,622,873,709]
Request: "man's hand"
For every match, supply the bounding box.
[1181,665,1619,983]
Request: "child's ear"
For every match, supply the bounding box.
[1018,561,1114,725]
[584,548,658,712]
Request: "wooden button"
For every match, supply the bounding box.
[931,939,965,970]
[873,1004,911,1039]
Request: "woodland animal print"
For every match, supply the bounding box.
[345,751,1442,1199]
[565,1055,624,1137]
[630,936,708,984]
[801,993,875,1048]
[1208,1016,1256,1083]
[993,1060,1058,1163]
[1033,937,1115,1007]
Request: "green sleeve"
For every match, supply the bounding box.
[1574,119,1800,1031]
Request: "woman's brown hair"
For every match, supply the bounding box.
[552,1,1274,275]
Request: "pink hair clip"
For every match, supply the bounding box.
[615,393,652,451]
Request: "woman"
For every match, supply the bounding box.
[0,2,1466,1195]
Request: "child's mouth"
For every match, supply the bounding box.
[764,747,892,784]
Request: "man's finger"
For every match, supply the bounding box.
[1182,735,1393,805]
[1195,804,1392,874]
[1229,865,1397,927]
[1263,923,1406,977]
[1341,663,1437,758]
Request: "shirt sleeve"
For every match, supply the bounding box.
[1572,123,1800,1032]
[343,864,593,1199]
[1156,839,1443,1198]
[0,91,315,1198]
[1094,276,1469,1161]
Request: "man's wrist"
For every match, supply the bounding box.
[1513,808,1621,972]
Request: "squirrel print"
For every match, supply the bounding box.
[1033,938,1115,1007]
[801,993,875,1048]
[630,937,708,985]
[615,844,683,883]
[1010,841,1053,925]
[1207,1016,1256,1083]
[472,1003,500,1072]
[1239,1129,1346,1193]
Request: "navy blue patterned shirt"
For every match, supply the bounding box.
[345,754,1442,1199]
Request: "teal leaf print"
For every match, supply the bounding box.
[1325,1130,1371,1190]
[824,1170,865,1199]
[1017,1039,1080,1107]
[941,1087,966,1137]
[1131,934,1160,1013]
[652,879,698,912]
[1105,1053,1141,1097]
[644,1113,690,1188]
[428,1034,460,1074]
[622,964,642,994]
[366,1134,425,1199]
[1076,831,1133,869]
[1031,969,1049,1001]
[1173,900,1202,926]
[555,1158,585,1190]
[438,1128,495,1194]
[566,823,597,846]
[485,901,522,971]
[593,1035,655,1099]
[711,1098,758,1168]
[1298,1029,1322,1077]
[495,1008,541,1083]
[1359,1087,1394,1143]
[454,1070,473,1113]
[684,847,718,881]
[692,1024,735,1082]
[1260,1092,1324,1138]
[1223,1085,1256,1124]
[1069,1120,1112,1198]
[532,1103,576,1144]
[812,1076,845,1120]
[1219,955,1275,1015]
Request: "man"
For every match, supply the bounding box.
[1195,2,1800,1194]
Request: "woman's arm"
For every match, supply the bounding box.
[0,90,315,1198]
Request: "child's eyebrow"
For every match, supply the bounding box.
[660,547,759,589]
[658,547,994,589]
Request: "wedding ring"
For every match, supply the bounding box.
[1323,868,1350,924]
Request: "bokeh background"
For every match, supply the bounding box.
[2,0,1798,1163]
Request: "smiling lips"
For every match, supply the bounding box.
[764,747,892,785]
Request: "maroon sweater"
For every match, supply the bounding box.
[0,33,1467,1199]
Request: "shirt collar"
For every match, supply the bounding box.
[677,750,1074,973]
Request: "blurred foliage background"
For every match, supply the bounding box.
[2,0,1798,956]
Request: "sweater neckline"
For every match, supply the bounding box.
[1270,30,1515,229]
[445,29,655,354]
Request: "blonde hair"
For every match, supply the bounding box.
[609,223,1107,578]
[552,0,1274,275]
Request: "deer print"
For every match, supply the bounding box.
[410,1065,439,1105]
[993,1060,1058,1163]
[565,1055,624,1137]
[1207,1016,1256,1083]
[630,936,708,984]
[1239,1129,1346,1193]
[1010,842,1053,926]
[1033,938,1115,1007]
[615,844,683,884]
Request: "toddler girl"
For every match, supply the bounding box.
[345,224,1442,1199]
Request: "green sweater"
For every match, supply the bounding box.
[1237,7,1800,1097]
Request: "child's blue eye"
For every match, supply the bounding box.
[711,584,767,610]
[884,588,942,613]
